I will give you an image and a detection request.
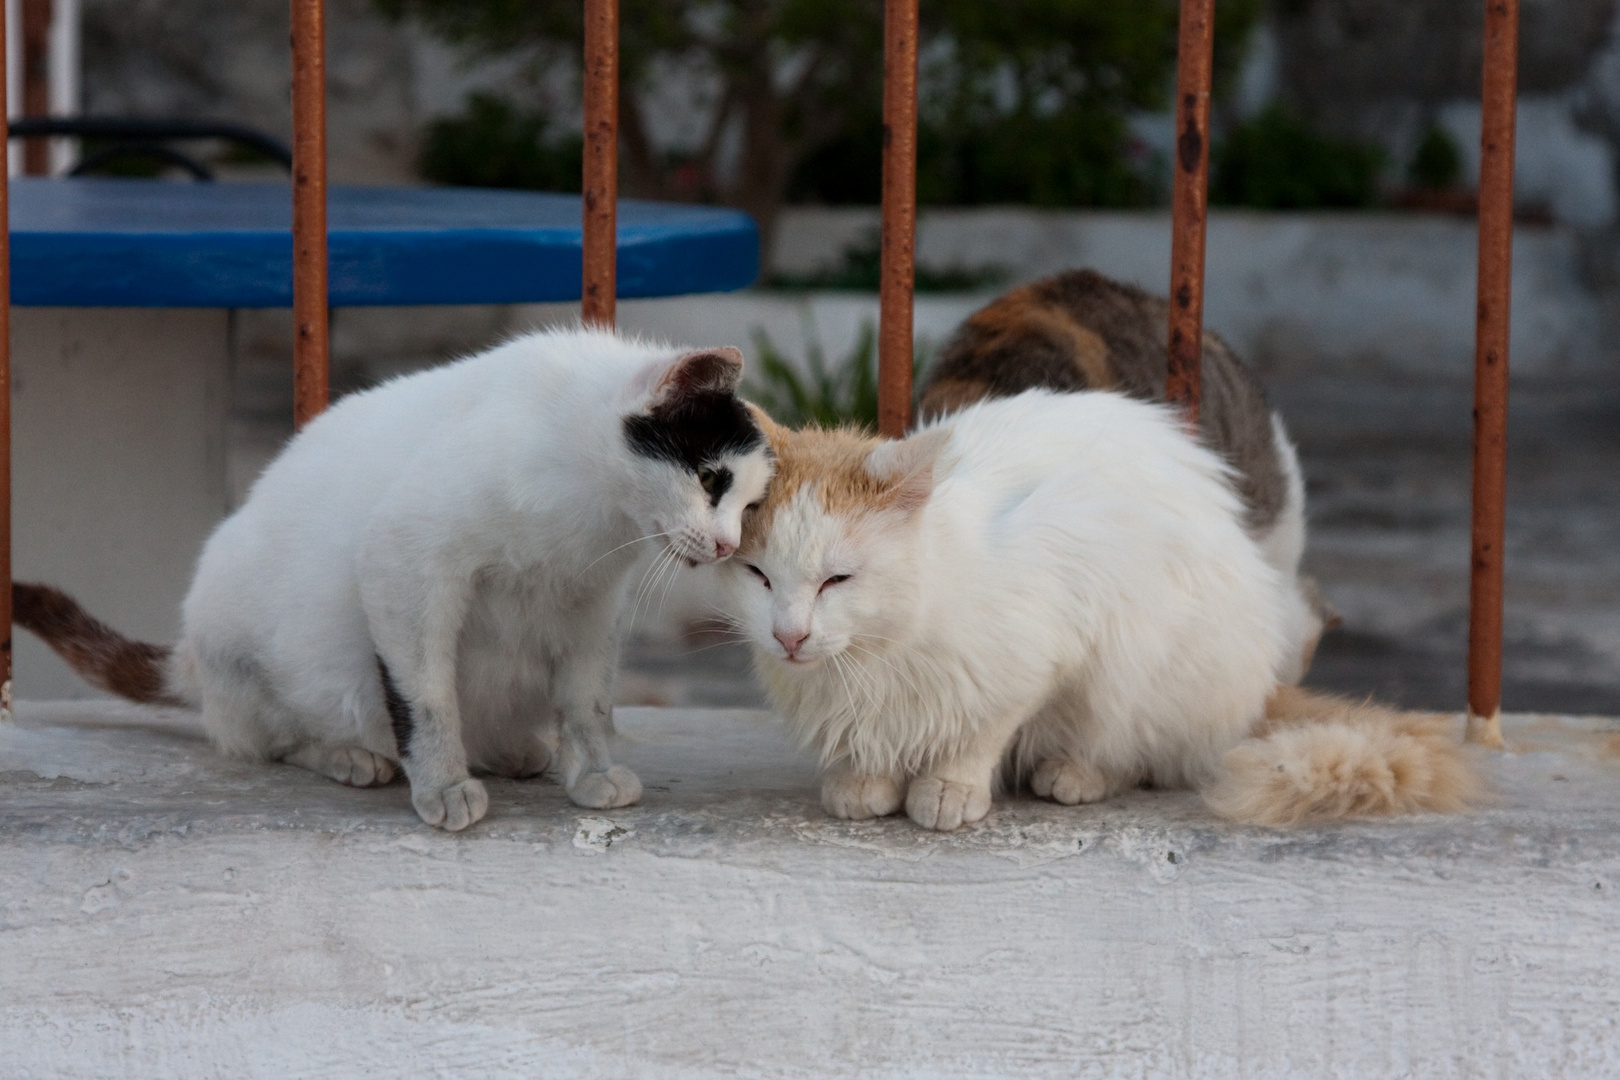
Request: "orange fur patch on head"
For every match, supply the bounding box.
[739,422,911,553]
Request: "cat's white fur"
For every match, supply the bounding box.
[171,327,772,830]
[1257,413,1320,686]
[724,391,1375,830]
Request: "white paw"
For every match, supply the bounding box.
[905,777,991,831]
[1031,758,1109,805]
[412,777,490,832]
[567,765,643,809]
[821,772,903,819]
[299,745,396,787]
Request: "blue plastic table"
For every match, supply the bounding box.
[9,178,759,306]
[7,178,758,699]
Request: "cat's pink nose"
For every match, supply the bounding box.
[714,539,736,559]
[774,628,808,657]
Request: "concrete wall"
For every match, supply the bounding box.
[311,208,1609,388]
[12,309,229,700]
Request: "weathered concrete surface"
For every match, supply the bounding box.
[3,702,1618,1078]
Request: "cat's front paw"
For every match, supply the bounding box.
[567,765,643,809]
[905,777,991,831]
[816,767,907,819]
[1031,758,1109,805]
[821,771,903,819]
[412,777,490,832]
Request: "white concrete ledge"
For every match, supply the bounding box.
[3,703,1619,1077]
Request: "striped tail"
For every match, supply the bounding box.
[11,582,184,706]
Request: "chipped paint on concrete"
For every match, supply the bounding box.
[2,702,1619,1077]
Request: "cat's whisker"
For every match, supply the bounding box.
[628,543,677,630]
[827,653,863,726]
[837,653,884,718]
[580,529,674,577]
[641,544,682,627]
[844,640,919,702]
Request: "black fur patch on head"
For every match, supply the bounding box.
[624,391,764,479]
[377,656,413,759]
[698,465,734,506]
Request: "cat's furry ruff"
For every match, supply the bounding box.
[724,391,1477,830]
[15,327,773,831]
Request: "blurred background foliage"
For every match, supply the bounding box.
[745,322,931,430]
[379,0,1262,250]
[384,0,1470,241]
[1210,105,1386,209]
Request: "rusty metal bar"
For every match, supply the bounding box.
[878,0,918,438]
[20,0,51,175]
[1,0,14,720]
[1166,0,1215,423]
[1466,0,1519,749]
[581,0,618,328]
[290,0,329,428]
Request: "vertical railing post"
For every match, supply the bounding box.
[1,0,13,722]
[1467,0,1518,748]
[290,0,329,429]
[878,0,918,439]
[582,0,618,329]
[20,0,50,175]
[1167,0,1215,424]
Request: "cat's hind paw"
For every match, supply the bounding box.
[905,777,991,831]
[412,777,490,832]
[567,765,643,809]
[285,743,397,788]
[821,771,903,819]
[1031,758,1110,805]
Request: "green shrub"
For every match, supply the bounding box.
[419,93,582,192]
[790,108,1158,209]
[745,322,929,431]
[1408,126,1463,191]
[1211,106,1384,209]
[763,229,1006,293]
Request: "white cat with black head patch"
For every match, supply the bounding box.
[14,327,772,831]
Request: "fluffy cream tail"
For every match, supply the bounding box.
[1202,686,1482,826]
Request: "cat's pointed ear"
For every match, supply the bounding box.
[863,427,951,514]
[634,347,745,409]
[743,401,787,450]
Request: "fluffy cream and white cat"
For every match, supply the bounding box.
[722,391,1476,830]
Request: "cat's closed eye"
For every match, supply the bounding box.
[820,574,851,593]
[744,563,771,589]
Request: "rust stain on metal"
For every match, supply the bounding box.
[21,0,51,175]
[1166,0,1215,424]
[1177,119,1203,174]
[878,0,919,438]
[1,7,13,700]
[290,0,329,429]
[1467,0,1518,742]
[582,0,619,329]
